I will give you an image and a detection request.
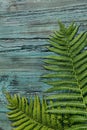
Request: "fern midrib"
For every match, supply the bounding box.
[71,58,84,104]
[67,38,87,110]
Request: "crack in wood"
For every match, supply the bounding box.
[0,37,49,40]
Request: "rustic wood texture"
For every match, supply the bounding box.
[0,0,87,129]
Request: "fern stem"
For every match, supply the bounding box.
[67,41,87,110]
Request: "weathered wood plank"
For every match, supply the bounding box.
[0,112,11,130]
[0,3,87,38]
[0,0,87,12]
[0,0,87,129]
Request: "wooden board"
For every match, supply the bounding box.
[0,0,87,129]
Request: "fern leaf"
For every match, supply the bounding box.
[29,97,33,117]
[43,21,87,128]
[6,92,57,130]
[33,96,37,119]
[68,25,79,41]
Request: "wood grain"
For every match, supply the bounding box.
[0,0,87,129]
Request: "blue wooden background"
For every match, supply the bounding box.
[0,0,87,129]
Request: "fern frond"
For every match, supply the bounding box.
[67,124,87,130]
[43,21,87,128]
[6,92,57,130]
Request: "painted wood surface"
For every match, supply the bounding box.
[0,0,87,129]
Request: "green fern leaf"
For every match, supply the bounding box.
[43,21,87,128]
[6,92,58,130]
